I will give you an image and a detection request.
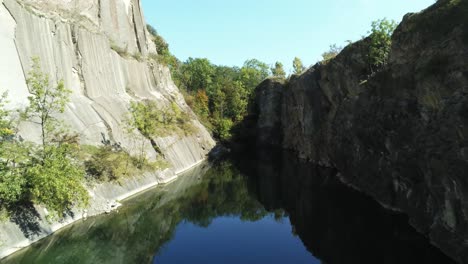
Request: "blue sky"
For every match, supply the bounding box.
[141,0,434,72]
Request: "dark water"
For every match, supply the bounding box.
[3,151,455,264]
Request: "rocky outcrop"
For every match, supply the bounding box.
[0,0,214,258]
[252,0,468,262]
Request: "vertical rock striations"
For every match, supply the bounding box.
[0,0,214,170]
[0,0,214,258]
[252,0,468,262]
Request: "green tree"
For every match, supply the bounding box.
[226,81,249,122]
[214,118,233,141]
[292,57,305,74]
[368,18,397,71]
[321,44,342,62]
[239,59,270,91]
[271,62,286,79]
[21,58,89,217]
[24,57,72,147]
[179,58,214,91]
[26,144,89,216]
[0,93,27,210]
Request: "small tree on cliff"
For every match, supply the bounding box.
[271,62,286,79]
[321,44,342,63]
[24,57,72,147]
[22,57,88,217]
[292,57,305,75]
[368,18,397,72]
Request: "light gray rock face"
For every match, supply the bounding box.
[0,0,214,259]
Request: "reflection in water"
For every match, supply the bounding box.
[237,149,456,264]
[3,151,455,264]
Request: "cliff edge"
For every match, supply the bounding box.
[252,0,468,262]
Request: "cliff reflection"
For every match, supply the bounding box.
[235,149,455,264]
[4,151,456,264]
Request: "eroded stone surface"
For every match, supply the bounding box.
[0,0,214,259]
[252,1,468,262]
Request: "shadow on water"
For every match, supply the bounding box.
[234,148,456,264]
[3,151,456,264]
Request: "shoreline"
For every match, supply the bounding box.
[0,158,207,260]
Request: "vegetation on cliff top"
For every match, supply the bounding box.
[146,25,307,141]
[146,17,398,142]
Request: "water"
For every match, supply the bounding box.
[3,152,455,264]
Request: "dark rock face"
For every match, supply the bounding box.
[252,1,468,262]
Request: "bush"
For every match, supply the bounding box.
[213,118,233,141]
[26,144,89,217]
[368,19,397,71]
[129,101,197,138]
[83,145,168,182]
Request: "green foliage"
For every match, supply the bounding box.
[271,62,286,79]
[367,18,397,71]
[129,100,196,138]
[83,145,168,182]
[178,58,215,91]
[171,57,272,141]
[146,24,158,36]
[24,57,72,146]
[321,44,343,63]
[0,58,89,217]
[0,92,14,138]
[292,57,305,74]
[213,118,233,141]
[239,59,270,91]
[26,144,89,217]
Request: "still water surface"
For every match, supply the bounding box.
[3,152,455,264]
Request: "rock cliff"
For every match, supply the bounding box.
[252,0,468,262]
[0,0,214,258]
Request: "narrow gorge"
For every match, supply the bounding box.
[0,0,466,263]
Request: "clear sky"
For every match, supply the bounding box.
[141,0,434,72]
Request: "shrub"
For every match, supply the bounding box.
[26,144,89,217]
[367,19,397,71]
[213,118,233,141]
[128,101,197,138]
[83,145,168,182]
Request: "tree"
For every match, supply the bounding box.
[226,81,249,122]
[26,144,89,216]
[239,59,270,91]
[193,90,209,118]
[368,18,397,71]
[271,62,286,79]
[21,58,88,217]
[24,57,72,147]
[321,44,342,62]
[0,93,27,210]
[179,58,214,91]
[292,57,305,74]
